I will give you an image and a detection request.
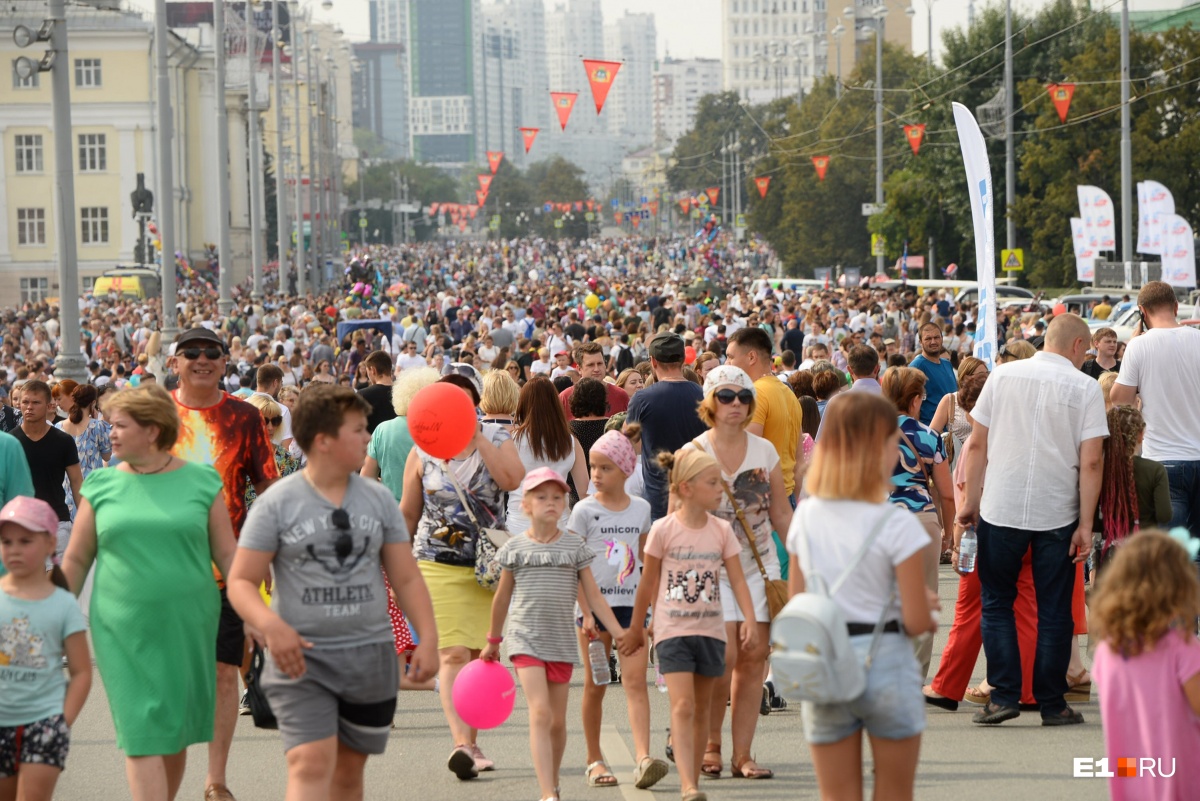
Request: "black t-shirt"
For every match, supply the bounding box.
[358,384,397,434]
[652,306,673,330]
[781,328,805,357]
[12,425,79,522]
[626,379,707,520]
[565,322,586,343]
[1080,358,1121,380]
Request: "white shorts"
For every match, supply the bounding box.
[719,568,773,624]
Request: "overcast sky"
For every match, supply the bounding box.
[310,0,1177,62]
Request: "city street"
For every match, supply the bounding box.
[58,565,1108,801]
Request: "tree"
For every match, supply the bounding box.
[263,147,278,260]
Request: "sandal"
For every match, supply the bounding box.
[963,684,990,705]
[586,760,618,787]
[634,755,669,789]
[731,754,774,780]
[664,728,674,763]
[682,792,709,801]
[1066,668,1092,691]
[940,549,954,565]
[700,746,722,779]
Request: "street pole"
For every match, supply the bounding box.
[1120,0,1132,268]
[875,12,885,277]
[270,0,285,299]
[1004,0,1016,278]
[359,155,366,245]
[215,0,233,315]
[316,66,328,289]
[306,38,319,290]
[47,0,86,380]
[246,0,264,301]
[927,0,934,69]
[292,19,305,296]
[720,134,727,225]
[155,0,179,341]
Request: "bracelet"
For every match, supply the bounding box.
[486,635,503,645]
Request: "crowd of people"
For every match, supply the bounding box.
[1,233,1199,801]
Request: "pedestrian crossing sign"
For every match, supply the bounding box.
[1001,248,1024,271]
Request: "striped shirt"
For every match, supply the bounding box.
[497,531,594,664]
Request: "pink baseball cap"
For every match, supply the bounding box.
[521,467,571,494]
[0,496,59,536]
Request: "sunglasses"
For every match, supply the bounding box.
[443,362,479,379]
[714,388,754,406]
[178,346,224,360]
[263,415,283,427]
[331,507,353,560]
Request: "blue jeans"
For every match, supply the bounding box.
[1161,460,1200,542]
[977,517,1077,715]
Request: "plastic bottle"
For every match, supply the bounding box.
[588,639,611,686]
[958,526,978,574]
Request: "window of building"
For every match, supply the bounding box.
[12,65,39,89]
[17,208,46,246]
[81,207,109,244]
[78,133,107,172]
[15,134,43,173]
[19,277,49,303]
[74,58,101,88]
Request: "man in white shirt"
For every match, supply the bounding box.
[958,313,1105,728]
[395,341,427,372]
[529,347,553,376]
[1111,281,1200,538]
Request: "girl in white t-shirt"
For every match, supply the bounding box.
[785,391,938,801]
[570,426,666,790]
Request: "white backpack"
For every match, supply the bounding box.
[770,507,898,705]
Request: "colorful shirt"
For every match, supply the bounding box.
[568,495,651,605]
[889,415,944,514]
[644,513,741,643]
[57,418,111,519]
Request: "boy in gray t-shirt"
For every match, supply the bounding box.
[227,385,438,797]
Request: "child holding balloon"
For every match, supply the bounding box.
[481,467,627,801]
[621,448,758,801]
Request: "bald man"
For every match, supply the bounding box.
[957,313,1106,728]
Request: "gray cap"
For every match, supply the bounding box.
[648,332,685,363]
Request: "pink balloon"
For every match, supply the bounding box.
[452,659,516,730]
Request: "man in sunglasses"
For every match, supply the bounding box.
[169,327,280,801]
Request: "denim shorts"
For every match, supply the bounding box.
[800,633,926,744]
[655,635,726,678]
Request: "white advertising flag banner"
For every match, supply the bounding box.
[953,102,996,370]
[1140,180,1175,256]
[1070,217,1096,282]
[1160,214,1196,289]
[1136,182,1151,253]
[1077,185,1117,252]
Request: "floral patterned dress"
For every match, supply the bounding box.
[57,417,111,519]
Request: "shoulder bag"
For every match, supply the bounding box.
[720,478,789,620]
[441,459,510,591]
[244,645,278,729]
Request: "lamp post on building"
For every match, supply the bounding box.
[270,0,286,300]
[246,0,265,301]
[12,0,86,379]
[847,3,888,276]
[830,23,845,98]
[215,0,234,316]
[289,16,306,296]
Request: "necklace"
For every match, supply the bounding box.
[131,455,173,475]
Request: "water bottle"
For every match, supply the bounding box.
[654,662,668,693]
[588,639,611,686]
[958,526,978,574]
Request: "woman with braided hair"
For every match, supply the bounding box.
[1093,406,1172,572]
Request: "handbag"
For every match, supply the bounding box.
[244,645,277,730]
[441,460,510,591]
[718,476,789,621]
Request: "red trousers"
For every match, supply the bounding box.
[931,547,1038,705]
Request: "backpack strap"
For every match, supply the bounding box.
[827,506,898,597]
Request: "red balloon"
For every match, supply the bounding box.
[685,345,697,364]
[407,383,477,459]
[1052,303,1066,316]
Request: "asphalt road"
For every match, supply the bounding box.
[57,566,1113,801]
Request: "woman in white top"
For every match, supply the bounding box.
[689,366,792,780]
[505,376,590,535]
[785,391,939,801]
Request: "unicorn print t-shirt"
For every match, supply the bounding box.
[569,495,651,607]
[644,513,741,643]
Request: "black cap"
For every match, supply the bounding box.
[648,332,685,363]
[174,327,226,349]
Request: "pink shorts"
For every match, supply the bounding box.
[510,655,574,684]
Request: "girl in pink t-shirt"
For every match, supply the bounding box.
[1091,530,1200,801]
[621,448,756,801]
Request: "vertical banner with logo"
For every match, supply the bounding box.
[952,102,997,370]
[519,127,540,154]
[842,267,861,287]
[550,92,578,131]
[1138,180,1174,255]
[1070,217,1096,282]
[1077,185,1117,252]
[1161,214,1196,288]
[581,59,622,114]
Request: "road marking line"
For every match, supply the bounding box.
[601,723,660,801]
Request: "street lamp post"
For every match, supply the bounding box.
[291,16,306,296]
[215,0,234,315]
[831,23,845,98]
[270,0,286,300]
[847,5,888,276]
[925,0,936,69]
[246,0,265,301]
[155,0,179,340]
[306,38,320,290]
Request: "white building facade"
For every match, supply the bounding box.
[652,57,722,147]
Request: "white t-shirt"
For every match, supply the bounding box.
[568,495,651,606]
[787,499,927,625]
[1115,326,1200,461]
[396,353,427,372]
[530,359,553,376]
[506,434,576,535]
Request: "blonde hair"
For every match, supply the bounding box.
[656,447,718,494]
[956,355,987,383]
[807,392,897,502]
[245,394,284,445]
[1002,340,1036,361]
[881,366,927,417]
[391,367,441,416]
[104,384,180,451]
[277,385,301,407]
[1098,371,1119,409]
[697,387,756,429]
[481,370,520,416]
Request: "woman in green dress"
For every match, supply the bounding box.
[63,384,236,801]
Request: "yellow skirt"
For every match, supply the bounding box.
[418,560,494,650]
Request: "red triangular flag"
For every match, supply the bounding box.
[1048,83,1075,123]
[477,174,493,192]
[754,176,771,198]
[550,92,578,130]
[903,124,925,155]
[812,156,830,181]
[486,152,504,173]
[631,216,640,229]
[428,202,439,216]
[476,189,488,205]
[468,205,478,219]
[679,198,691,214]
[649,201,658,216]
[706,187,720,206]
[581,59,622,114]
[520,127,539,153]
